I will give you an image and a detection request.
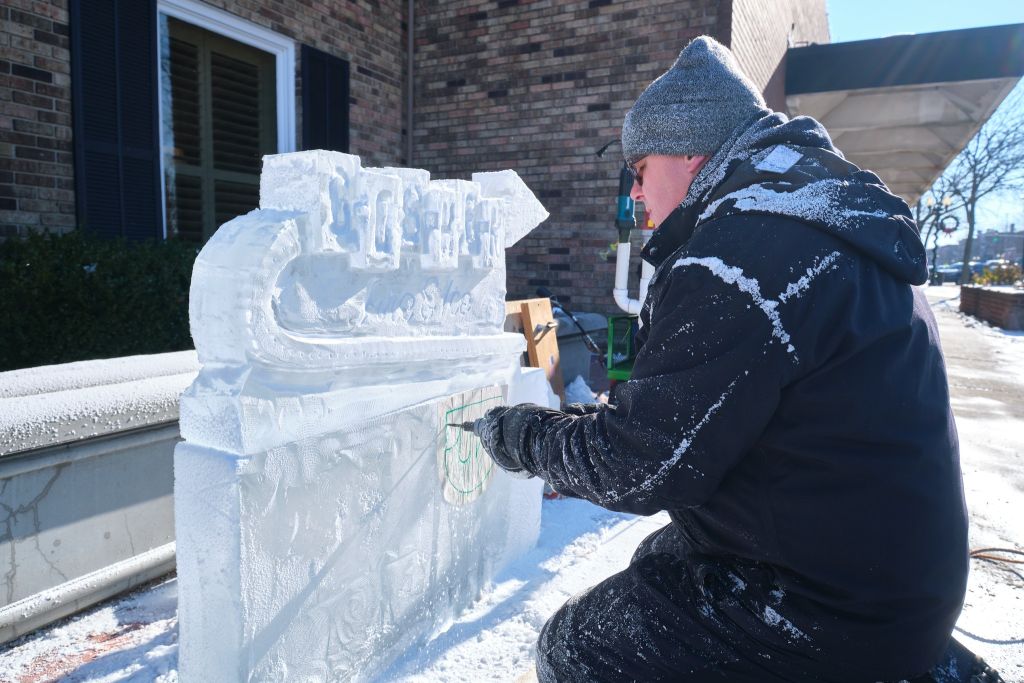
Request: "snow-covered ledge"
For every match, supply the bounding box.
[0,352,193,641]
[0,352,198,457]
[175,151,553,681]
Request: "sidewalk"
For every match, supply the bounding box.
[0,284,1021,682]
[923,284,1024,681]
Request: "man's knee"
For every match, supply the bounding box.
[631,522,686,562]
[533,558,690,683]
[535,591,588,683]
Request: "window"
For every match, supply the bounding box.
[160,17,277,242]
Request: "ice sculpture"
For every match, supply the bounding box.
[174,150,552,681]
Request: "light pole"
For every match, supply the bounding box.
[919,195,958,283]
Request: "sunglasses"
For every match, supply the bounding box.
[627,160,643,187]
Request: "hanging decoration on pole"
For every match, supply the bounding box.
[939,215,960,235]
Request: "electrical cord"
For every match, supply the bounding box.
[969,547,1024,565]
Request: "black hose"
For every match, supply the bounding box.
[537,287,606,366]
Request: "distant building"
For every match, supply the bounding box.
[1,2,1022,313]
[977,227,1023,263]
[936,243,963,265]
[937,227,1023,265]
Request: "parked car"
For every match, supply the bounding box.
[934,262,962,284]
[933,261,988,284]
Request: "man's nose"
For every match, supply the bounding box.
[629,180,643,202]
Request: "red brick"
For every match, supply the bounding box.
[11,89,52,109]
[0,209,41,224]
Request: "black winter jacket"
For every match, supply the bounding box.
[500,114,969,678]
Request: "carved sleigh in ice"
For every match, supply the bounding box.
[174,151,552,681]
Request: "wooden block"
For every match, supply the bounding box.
[504,297,565,403]
[504,300,525,335]
[504,300,529,369]
[519,297,565,403]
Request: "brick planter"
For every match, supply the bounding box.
[960,285,1024,330]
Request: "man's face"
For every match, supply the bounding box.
[629,154,709,227]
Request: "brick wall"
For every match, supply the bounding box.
[3,0,832,316]
[0,1,75,237]
[960,286,1024,331]
[730,0,829,111]
[0,0,408,237]
[413,0,728,314]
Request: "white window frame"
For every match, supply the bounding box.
[156,0,296,237]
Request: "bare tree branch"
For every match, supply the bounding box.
[930,86,1024,283]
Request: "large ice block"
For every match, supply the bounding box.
[175,151,551,681]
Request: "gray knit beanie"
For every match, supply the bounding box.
[621,36,767,164]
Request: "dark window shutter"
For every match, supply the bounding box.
[301,45,350,152]
[70,0,162,240]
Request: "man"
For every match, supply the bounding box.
[476,36,974,682]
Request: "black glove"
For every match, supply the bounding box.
[562,402,602,416]
[474,403,548,479]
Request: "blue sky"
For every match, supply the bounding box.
[827,0,1024,44]
[827,1,1024,237]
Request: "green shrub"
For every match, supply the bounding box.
[975,264,1022,287]
[0,231,199,372]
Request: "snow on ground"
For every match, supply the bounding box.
[924,285,1024,682]
[0,284,1022,682]
[563,375,596,405]
[380,503,668,682]
[0,578,179,683]
[0,502,667,683]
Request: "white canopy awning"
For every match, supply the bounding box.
[785,24,1024,205]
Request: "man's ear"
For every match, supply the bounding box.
[686,155,710,174]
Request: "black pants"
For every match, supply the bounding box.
[535,524,857,683]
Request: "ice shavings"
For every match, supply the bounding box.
[697,179,890,227]
[675,256,794,354]
[679,113,784,210]
[677,111,839,215]
[778,251,841,303]
[763,606,810,642]
[667,377,736,473]
[605,376,740,505]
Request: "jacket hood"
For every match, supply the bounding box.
[643,113,929,285]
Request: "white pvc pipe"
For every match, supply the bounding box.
[613,229,656,319]
[613,240,640,314]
